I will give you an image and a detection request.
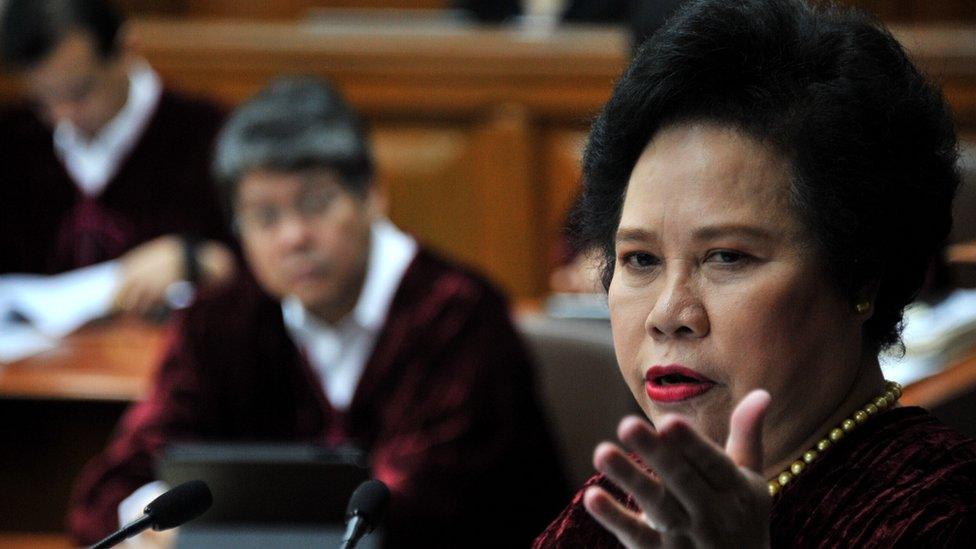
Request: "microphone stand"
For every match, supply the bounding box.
[90,514,154,549]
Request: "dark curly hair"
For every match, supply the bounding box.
[574,0,959,354]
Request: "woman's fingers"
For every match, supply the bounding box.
[589,393,773,548]
[594,441,688,531]
[651,415,744,492]
[583,485,661,548]
[615,416,718,518]
[725,389,771,472]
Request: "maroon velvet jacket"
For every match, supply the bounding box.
[68,249,567,547]
[0,91,230,274]
[534,406,976,547]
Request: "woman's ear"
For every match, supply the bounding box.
[853,279,880,317]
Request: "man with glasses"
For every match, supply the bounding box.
[68,78,567,547]
[0,0,235,314]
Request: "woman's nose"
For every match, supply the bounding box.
[645,268,709,339]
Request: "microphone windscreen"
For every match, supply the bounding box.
[144,480,214,531]
[346,479,390,521]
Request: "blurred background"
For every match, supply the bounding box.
[2,0,972,301]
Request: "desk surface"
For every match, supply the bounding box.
[0,319,166,402]
[0,533,72,549]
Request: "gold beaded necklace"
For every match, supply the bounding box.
[767,380,902,496]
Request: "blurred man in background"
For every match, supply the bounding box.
[0,0,235,316]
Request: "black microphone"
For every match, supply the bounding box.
[90,480,213,549]
[340,479,390,549]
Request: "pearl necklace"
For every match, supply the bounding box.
[767,380,902,496]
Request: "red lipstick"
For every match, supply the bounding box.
[645,365,716,403]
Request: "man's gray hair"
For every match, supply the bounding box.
[213,76,374,204]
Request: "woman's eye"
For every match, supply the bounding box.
[622,252,659,269]
[706,250,748,264]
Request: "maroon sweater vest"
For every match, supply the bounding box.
[0,91,229,274]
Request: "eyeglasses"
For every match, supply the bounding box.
[235,186,343,234]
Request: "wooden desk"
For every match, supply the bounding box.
[0,533,73,549]
[0,319,166,402]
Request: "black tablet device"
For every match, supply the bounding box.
[156,442,369,526]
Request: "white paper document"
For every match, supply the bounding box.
[0,323,57,363]
[881,288,976,385]
[0,261,121,340]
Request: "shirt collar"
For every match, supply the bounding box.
[281,219,418,337]
[53,61,162,161]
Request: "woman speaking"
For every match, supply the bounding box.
[535,0,976,546]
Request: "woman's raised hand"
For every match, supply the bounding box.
[583,390,772,548]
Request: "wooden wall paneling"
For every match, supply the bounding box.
[942,78,976,134]
[127,20,627,114]
[167,0,312,19]
[113,0,187,17]
[116,1,449,19]
[469,104,544,298]
[120,1,976,22]
[374,117,558,298]
[839,0,912,21]
[838,1,976,22]
[372,125,483,269]
[540,128,587,265]
[891,26,976,133]
[913,2,976,22]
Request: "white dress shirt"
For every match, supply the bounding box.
[282,219,418,411]
[53,62,162,197]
